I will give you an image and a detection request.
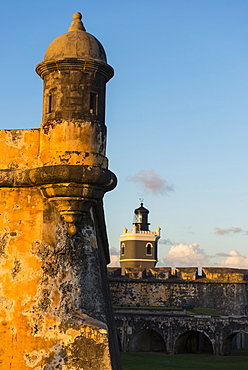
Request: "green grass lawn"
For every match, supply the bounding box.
[186,307,222,315]
[121,351,248,370]
[113,305,222,315]
[113,305,181,310]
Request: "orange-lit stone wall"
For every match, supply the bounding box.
[0,11,121,369]
[0,127,117,369]
[0,129,40,169]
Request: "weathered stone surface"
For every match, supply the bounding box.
[109,267,248,315]
[175,267,198,280]
[109,267,248,357]
[114,309,248,355]
[147,267,171,280]
[0,186,117,368]
[202,267,248,282]
[0,12,121,370]
[0,129,40,169]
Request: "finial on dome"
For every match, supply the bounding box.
[68,12,86,32]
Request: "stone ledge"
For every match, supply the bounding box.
[0,164,117,190]
[36,58,114,82]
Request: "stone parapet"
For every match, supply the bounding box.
[175,267,198,280]
[202,267,248,282]
[108,266,248,283]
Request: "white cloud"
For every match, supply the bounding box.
[108,247,120,267]
[127,169,174,195]
[161,243,210,268]
[159,244,248,270]
[109,247,119,255]
[218,250,248,269]
[108,243,248,270]
[108,254,120,267]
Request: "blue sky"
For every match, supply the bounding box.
[1,1,248,268]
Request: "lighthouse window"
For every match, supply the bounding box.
[121,243,125,255]
[146,243,152,255]
[90,92,98,114]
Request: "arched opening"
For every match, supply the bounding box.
[146,243,152,255]
[89,92,98,114]
[130,329,166,352]
[223,331,248,355]
[175,330,213,354]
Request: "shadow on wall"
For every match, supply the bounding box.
[130,329,166,352]
[223,331,248,355]
[174,330,213,354]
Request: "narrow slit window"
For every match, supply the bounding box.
[121,243,125,255]
[146,243,152,256]
[47,93,53,113]
[90,93,98,114]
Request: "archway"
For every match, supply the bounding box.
[130,329,166,352]
[175,330,213,354]
[223,331,248,355]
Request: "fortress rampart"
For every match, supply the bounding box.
[108,267,248,315]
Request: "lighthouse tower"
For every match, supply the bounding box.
[119,203,161,275]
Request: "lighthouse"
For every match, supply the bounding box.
[119,203,161,275]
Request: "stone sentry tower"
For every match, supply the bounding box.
[0,13,121,369]
[119,203,161,275]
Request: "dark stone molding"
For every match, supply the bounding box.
[0,164,117,236]
[0,164,117,191]
[36,59,114,82]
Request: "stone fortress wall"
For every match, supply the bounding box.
[108,266,248,315]
[108,266,248,354]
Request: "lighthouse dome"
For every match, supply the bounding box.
[134,203,150,231]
